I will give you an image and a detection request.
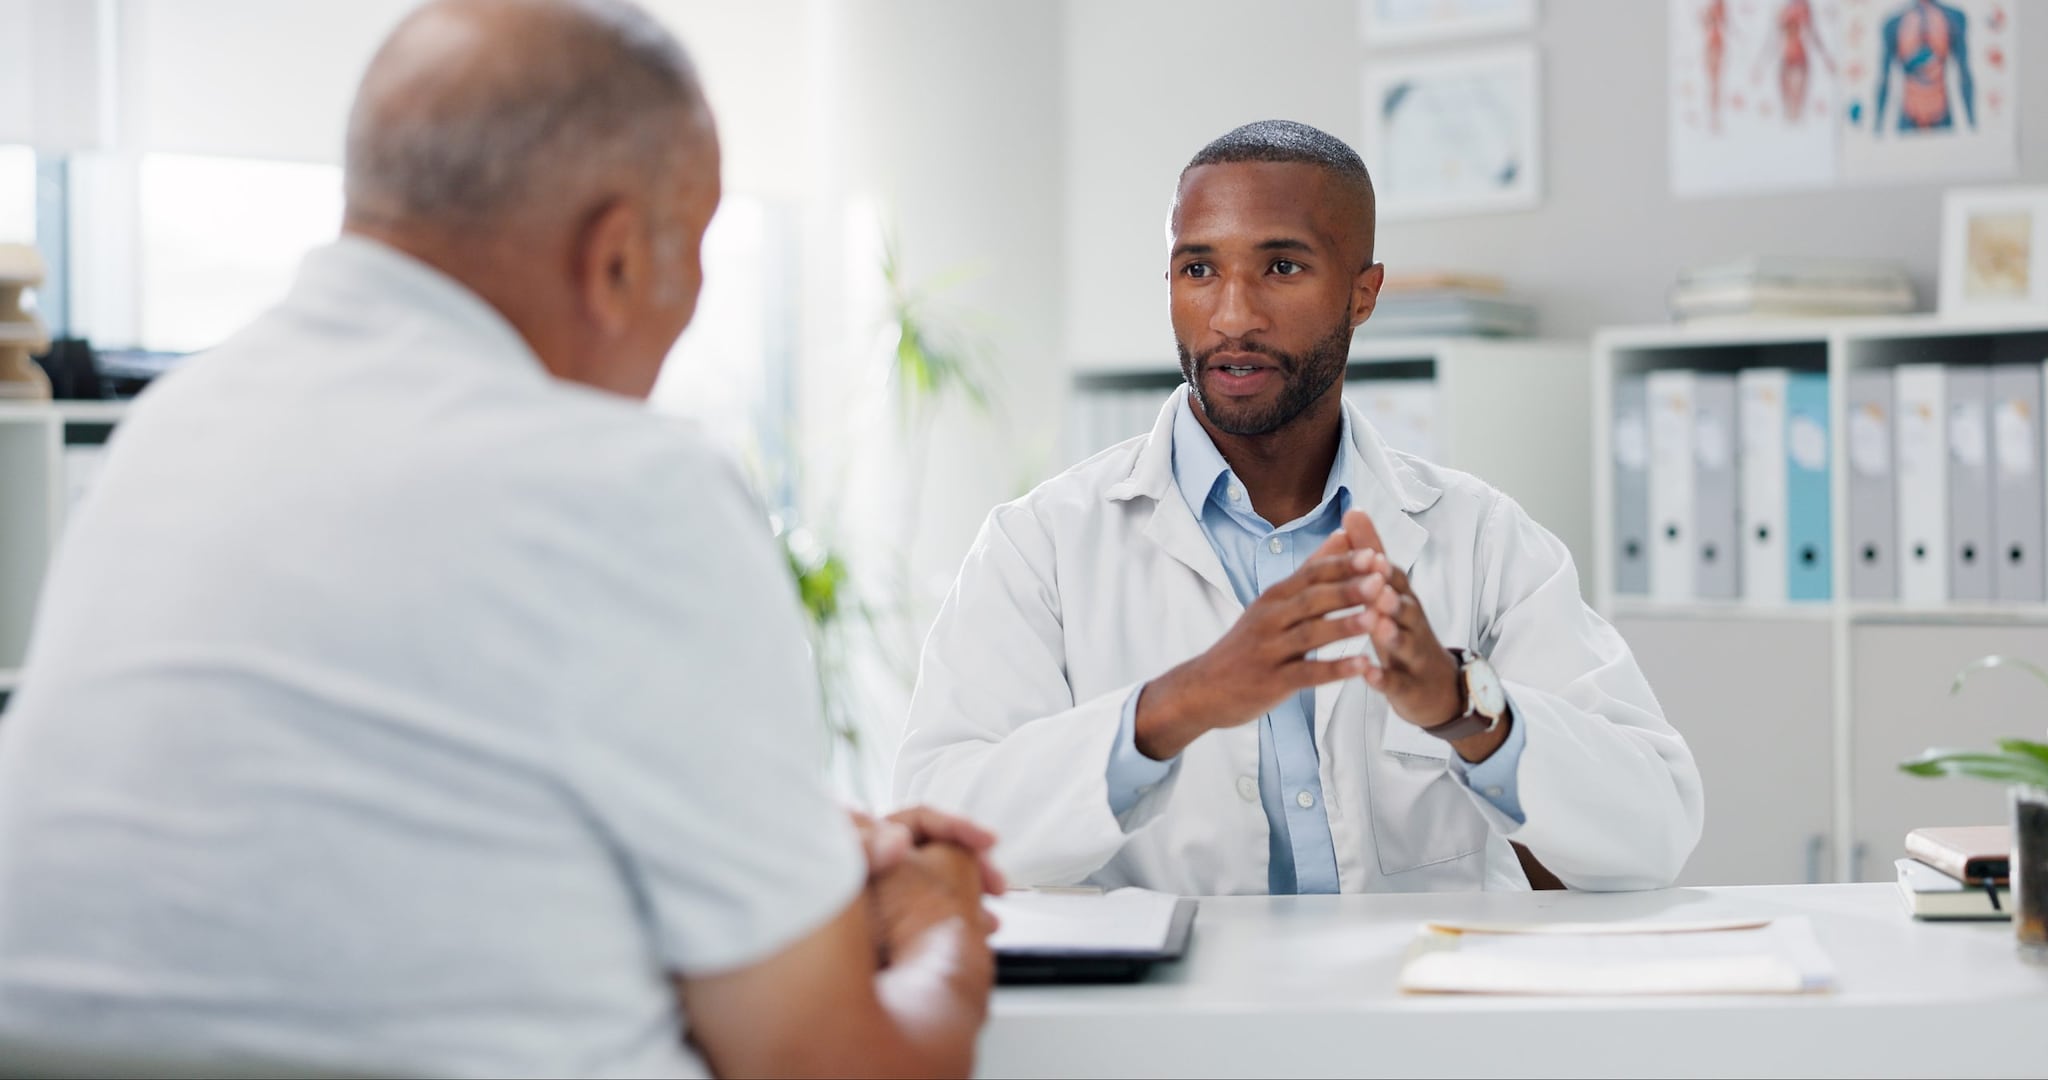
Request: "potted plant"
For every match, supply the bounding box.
[1899,655,2048,964]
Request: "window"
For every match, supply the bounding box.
[0,146,35,244]
[650,195,799,510]
[136,153,343,353]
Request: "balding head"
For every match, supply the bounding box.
[345,0,707,233]
[341,0,721,401]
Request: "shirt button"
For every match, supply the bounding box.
[1268,537,1284,554]
[1296,790,1316,809]
[1236,776,1258,802]
[1228,484,1244,502]
[1486,786,1504,798]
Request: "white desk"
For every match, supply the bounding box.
[980,884,2048,1078]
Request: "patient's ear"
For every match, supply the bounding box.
[576,198,650,339]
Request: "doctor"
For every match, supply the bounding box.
[895,120,1703,895]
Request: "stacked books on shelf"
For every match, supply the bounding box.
[1359,272,1535,339]
[1670,257,1915,323]
[1896,825,2011,920]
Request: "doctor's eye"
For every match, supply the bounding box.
[1270,259,1304,275]
[1180,263,1215,279]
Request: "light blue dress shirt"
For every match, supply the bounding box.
[1105,398,1527,893]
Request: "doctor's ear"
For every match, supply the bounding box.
[1351,262,1385,329]
[576,197,650,339]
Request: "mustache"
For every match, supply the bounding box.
[1192,340,1296,370]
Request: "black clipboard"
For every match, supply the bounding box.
[994,898,1198,984]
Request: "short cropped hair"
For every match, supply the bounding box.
[1181,119,1376,260]
[344,0,705,229]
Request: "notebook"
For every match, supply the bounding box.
[1896,857,2012,920]
[1397,917,1836,995]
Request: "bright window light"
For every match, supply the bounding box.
[650,195,797,506]
[137,153,342,353]
[0,146,34,244]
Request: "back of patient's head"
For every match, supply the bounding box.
[1178,119,1378,265]
[343,0,706,239]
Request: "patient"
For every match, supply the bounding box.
[0,1,995,1076]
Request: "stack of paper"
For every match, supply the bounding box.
[1359,271,1534,339]
[1397,917,1836,996]
[1670,256,1914,323]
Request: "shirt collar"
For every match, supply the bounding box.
[283,234,547,381]
[1169,393,1359,528]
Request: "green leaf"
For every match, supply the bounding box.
[1998,739,2048,772]
[1949,654,2048,697]
[1898,748,2048,787]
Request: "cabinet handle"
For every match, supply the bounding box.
[1805,834,1827,884]
[1850,842,1868,882]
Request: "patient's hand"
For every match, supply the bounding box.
[865,843,998,970]
[850,805,1005,895]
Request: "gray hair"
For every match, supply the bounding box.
[343,0,706,230]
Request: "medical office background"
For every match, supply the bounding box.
[2,0,2046,890]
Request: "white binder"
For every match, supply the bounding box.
[1647,370,1697,602]
[1993,364,2044,603]
[1945,367,1994,602]
[1738,369,1790,604]
[1894,364,1949,606]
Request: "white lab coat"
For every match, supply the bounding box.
[896,388,1703,895]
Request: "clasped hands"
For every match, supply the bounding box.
[851,807,1005,967]
[1133,508,1467,762]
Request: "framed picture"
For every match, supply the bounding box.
[1939,186,2048,316]
[1361,45,1542,220]
[1359,0,1538,47]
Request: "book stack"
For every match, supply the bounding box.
[1896,825,2011,921]
[1670,257,1915,323]
[1359,272,1535,339]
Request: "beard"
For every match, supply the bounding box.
[1177,312,1353,437]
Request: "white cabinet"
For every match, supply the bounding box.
[0,400,125,703]
[1063,337,1594,593]
[1595,315,2048,883]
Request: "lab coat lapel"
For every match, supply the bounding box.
[1107,386,1239,606]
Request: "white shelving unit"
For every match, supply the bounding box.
[1064,336,1595,591]
[0,400,129,707]
[1594,314,2048,887]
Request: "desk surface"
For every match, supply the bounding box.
[979,884,2048,1078]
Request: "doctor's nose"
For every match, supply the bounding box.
[1208,279,1268,340]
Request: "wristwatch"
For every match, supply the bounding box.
[1423,648,1508,742]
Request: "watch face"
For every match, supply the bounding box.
[1466,656,1506,717]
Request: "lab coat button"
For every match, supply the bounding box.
[1235,776,1258,802]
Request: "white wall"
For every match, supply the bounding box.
[1063,0,2048,361]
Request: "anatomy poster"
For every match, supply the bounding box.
[1837,0,2018,183]
[1670,0,2017,196]
[1670,0,1843,197]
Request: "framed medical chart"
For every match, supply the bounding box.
[1358,0,1538,48]
[1938,186,2048,316]
[1361,44,1542,220]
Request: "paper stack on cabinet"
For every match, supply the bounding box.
[1359,272,1534,339]
[1670,257,1914,323]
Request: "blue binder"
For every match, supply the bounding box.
[1785,372,1832,601]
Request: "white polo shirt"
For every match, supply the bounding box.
[0,237,864,1078]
